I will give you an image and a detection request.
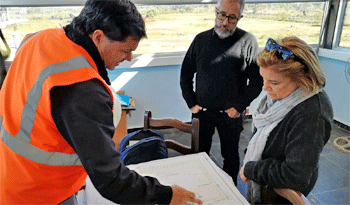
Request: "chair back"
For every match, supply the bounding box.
[144,111,199,155]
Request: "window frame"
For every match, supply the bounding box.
[0,0,328,7]
[332,0,349,51]
[1,0,348,67]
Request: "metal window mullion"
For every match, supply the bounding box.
[332,0,348,48]
[317,0,332,53]
[318,0,341,50]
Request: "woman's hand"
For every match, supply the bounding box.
[239,166,250,183]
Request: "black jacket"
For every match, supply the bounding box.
[244,91,333,198]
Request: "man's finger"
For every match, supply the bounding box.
[186,198,203,205]
[193,198,203,204]
[187,193,195,199]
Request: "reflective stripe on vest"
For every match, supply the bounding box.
[17,32,38,52]
[0,56,93,166]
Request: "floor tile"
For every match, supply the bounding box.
[311,156,350,194]
[323,152,350,174]
[332,125,350,138]
[313,187,350,205]
[239,138,249,165]
[321,142,339,156]
[306,193,323,204]
[241,120,253,140]
[210,132,224,166]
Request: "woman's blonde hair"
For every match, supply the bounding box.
[257,36,325,94]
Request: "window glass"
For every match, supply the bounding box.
[137,2,325,54]
[241,2,325,46]
[0,2,326,58]
[339,1,350,48]
[0,6,83,61]
[136,5,215,54]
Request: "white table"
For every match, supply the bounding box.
[79,152,249,205]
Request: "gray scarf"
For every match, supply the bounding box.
[243,88,315,204]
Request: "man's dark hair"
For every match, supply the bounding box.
[71,0,146,42]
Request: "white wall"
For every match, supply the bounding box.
[109,65,192,129]
[108,64,264,129]
[110,49,350,130]
[319,56,350,126]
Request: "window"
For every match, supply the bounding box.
[339,0,350,48]
[0,6,83,61]
[136,2,326,54]
[136,5,215,54]
[0,1,329,58]
[241,2,325,46]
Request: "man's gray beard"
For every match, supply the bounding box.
[214,26,236,39]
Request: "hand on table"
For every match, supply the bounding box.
[170,185,203,205]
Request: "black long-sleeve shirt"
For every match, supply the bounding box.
[180,28,263,112]
[50,25,172,204]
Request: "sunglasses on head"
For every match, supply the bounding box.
[265,38,294,61]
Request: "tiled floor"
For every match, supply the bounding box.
[163,118,350,204]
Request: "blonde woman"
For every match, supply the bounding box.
[240,36,333,204]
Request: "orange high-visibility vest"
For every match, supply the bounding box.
[0,28,114,204]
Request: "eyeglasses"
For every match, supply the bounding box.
[215,9,239,24]
[265,38,294,61]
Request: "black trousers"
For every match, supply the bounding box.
[192,109,243,185]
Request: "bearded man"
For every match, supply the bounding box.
[180,0,263,185]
